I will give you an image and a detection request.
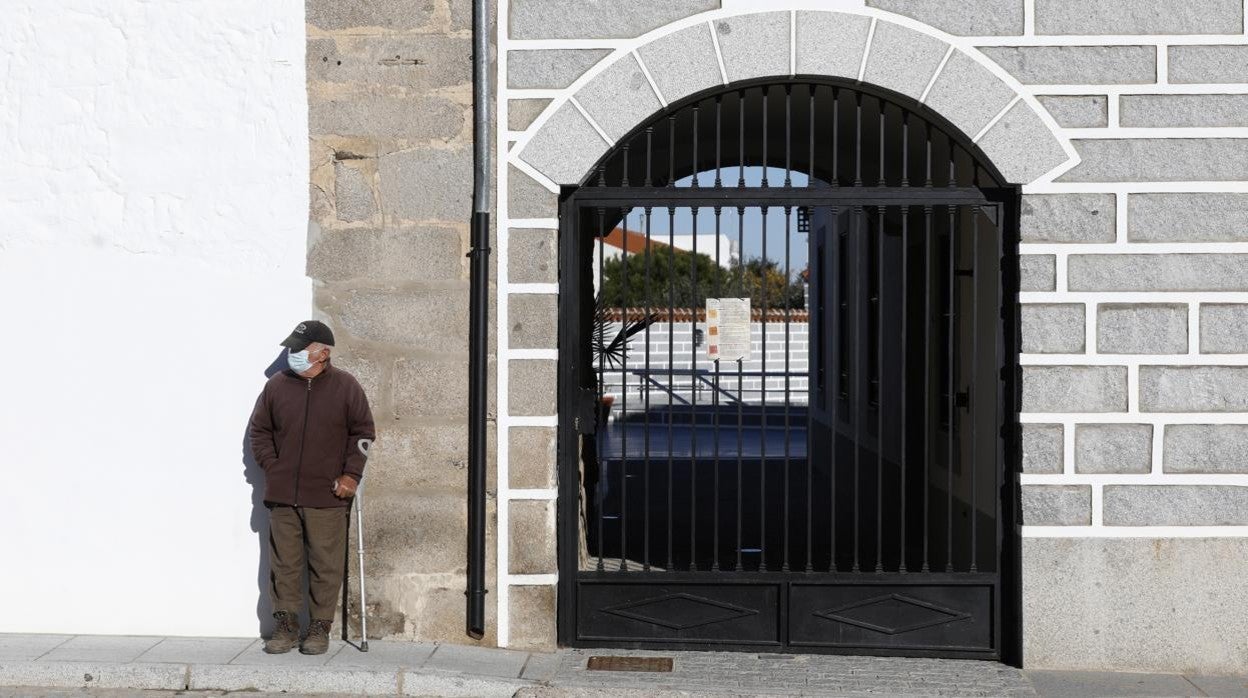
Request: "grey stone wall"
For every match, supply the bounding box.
[305,0,500,647]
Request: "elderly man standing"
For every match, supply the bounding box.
[248,320,375,654]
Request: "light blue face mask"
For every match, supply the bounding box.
[287,348,316,373]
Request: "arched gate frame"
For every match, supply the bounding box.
[555,77,1024,661]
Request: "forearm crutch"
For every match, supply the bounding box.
[341,438,372,651]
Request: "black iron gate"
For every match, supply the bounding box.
[556,80,1021,660]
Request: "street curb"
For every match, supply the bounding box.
[0,662,533,697]
[0,661,187,691]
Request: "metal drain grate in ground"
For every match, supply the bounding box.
[586,656,674,672]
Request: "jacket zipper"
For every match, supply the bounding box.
[293,377,312,505]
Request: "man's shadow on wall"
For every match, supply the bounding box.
[242,351,311,638]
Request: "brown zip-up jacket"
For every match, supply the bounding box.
[248,362,375,508]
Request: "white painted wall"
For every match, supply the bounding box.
[0,1,310,636]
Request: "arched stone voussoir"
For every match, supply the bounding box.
[635,22,723,109]
[712,12,790,84]
[516,100,610,188]
[977,99,1072,185]
[794,11,872,80]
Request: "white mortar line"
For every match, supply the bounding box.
[1023,525,1248,537]
[972,95,1021,143]
[708,20,730,85]
[1114,192,1128,243]
[790,10,797,76]
[920,46,955,104]
[1020,353,1248,365]
[1188,302,1201,355]
[507,218,559,230]
[1151,422,1165,475]
[970,35,1248,46]
[507,416,559,427]
[1063,421,1076,475]
[1019,242,1248,253]
[1127,364,1139,414]
[1064,127,1248,138]
[506,283,558,294]
[1022,83,1248,95]
[569,96,614,146]
[1084,301,1097,354]
[1022,473,1248,485]
[504,88,572,99]
[1156,44,1169,84]
[508,574,559,585]
[1025,181,1248,194]
[1054,252,1068,293]
[857,18,876,82]
[507,349,558,360]
[1020,412,1248,424]
[508,488,558,500]
[1023,0,1035,35]
[504,39,632,49]
[632,51,668,108]
[497,0,512,649]
[1107,94,1120,128]
[1091,483,1104,526]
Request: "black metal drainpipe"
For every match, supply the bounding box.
[466,0,491,641]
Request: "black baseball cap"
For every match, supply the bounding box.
[280,320,335,352]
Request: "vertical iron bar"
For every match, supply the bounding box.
[875,204,884,573]
[667,204,676,571]
[805,92,816,572]
[715,96,723,188]
[642,208,653,571]
[668,115,676,187]
[852,205,862,573]
[736,205,746,570]
[619,207,631,571]
[738,91,746,189]
[901,112,910,187]
[762,87,769,187]
[832,88,839,188]
[829,205,840,572]
[970,204,980,573]
[946,199,956,573]
[854,93,863,187]
[878,100,886,187]
[899,204,908,574]
[690,206,699,570]
[595,207,606,571]
[783,205,792,572]
[692,105,700,188]
[621,144,629,187]
[760,205,769,570]
[784,86,792,188]
[922,202,932,573]
[644,127,653,187]
[712,205,723,571]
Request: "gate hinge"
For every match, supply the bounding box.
[574,387,598,435]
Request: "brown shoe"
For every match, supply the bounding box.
[263,611,300,654]
[300,618,332,655]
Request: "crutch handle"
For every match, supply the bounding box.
[358,438,372,458]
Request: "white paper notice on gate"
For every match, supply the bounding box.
[706,297,752,362]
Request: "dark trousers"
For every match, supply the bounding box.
[267,504,349,622]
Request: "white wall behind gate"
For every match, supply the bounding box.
[0,1,310,636]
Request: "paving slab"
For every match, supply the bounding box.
[0,636,72,662]
[133,637,253,665]
[1026,670,1202,697]
[399,670,529,697]
[324,641,436,668]
[1187,674,1248,696]
[225,639,342,666]
[519,652,560,682]
[422,644,528,679]
[38,637,163,664]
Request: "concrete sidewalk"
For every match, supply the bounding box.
[1,634,1246,697]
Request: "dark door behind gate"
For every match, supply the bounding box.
[556,81,1020,660]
